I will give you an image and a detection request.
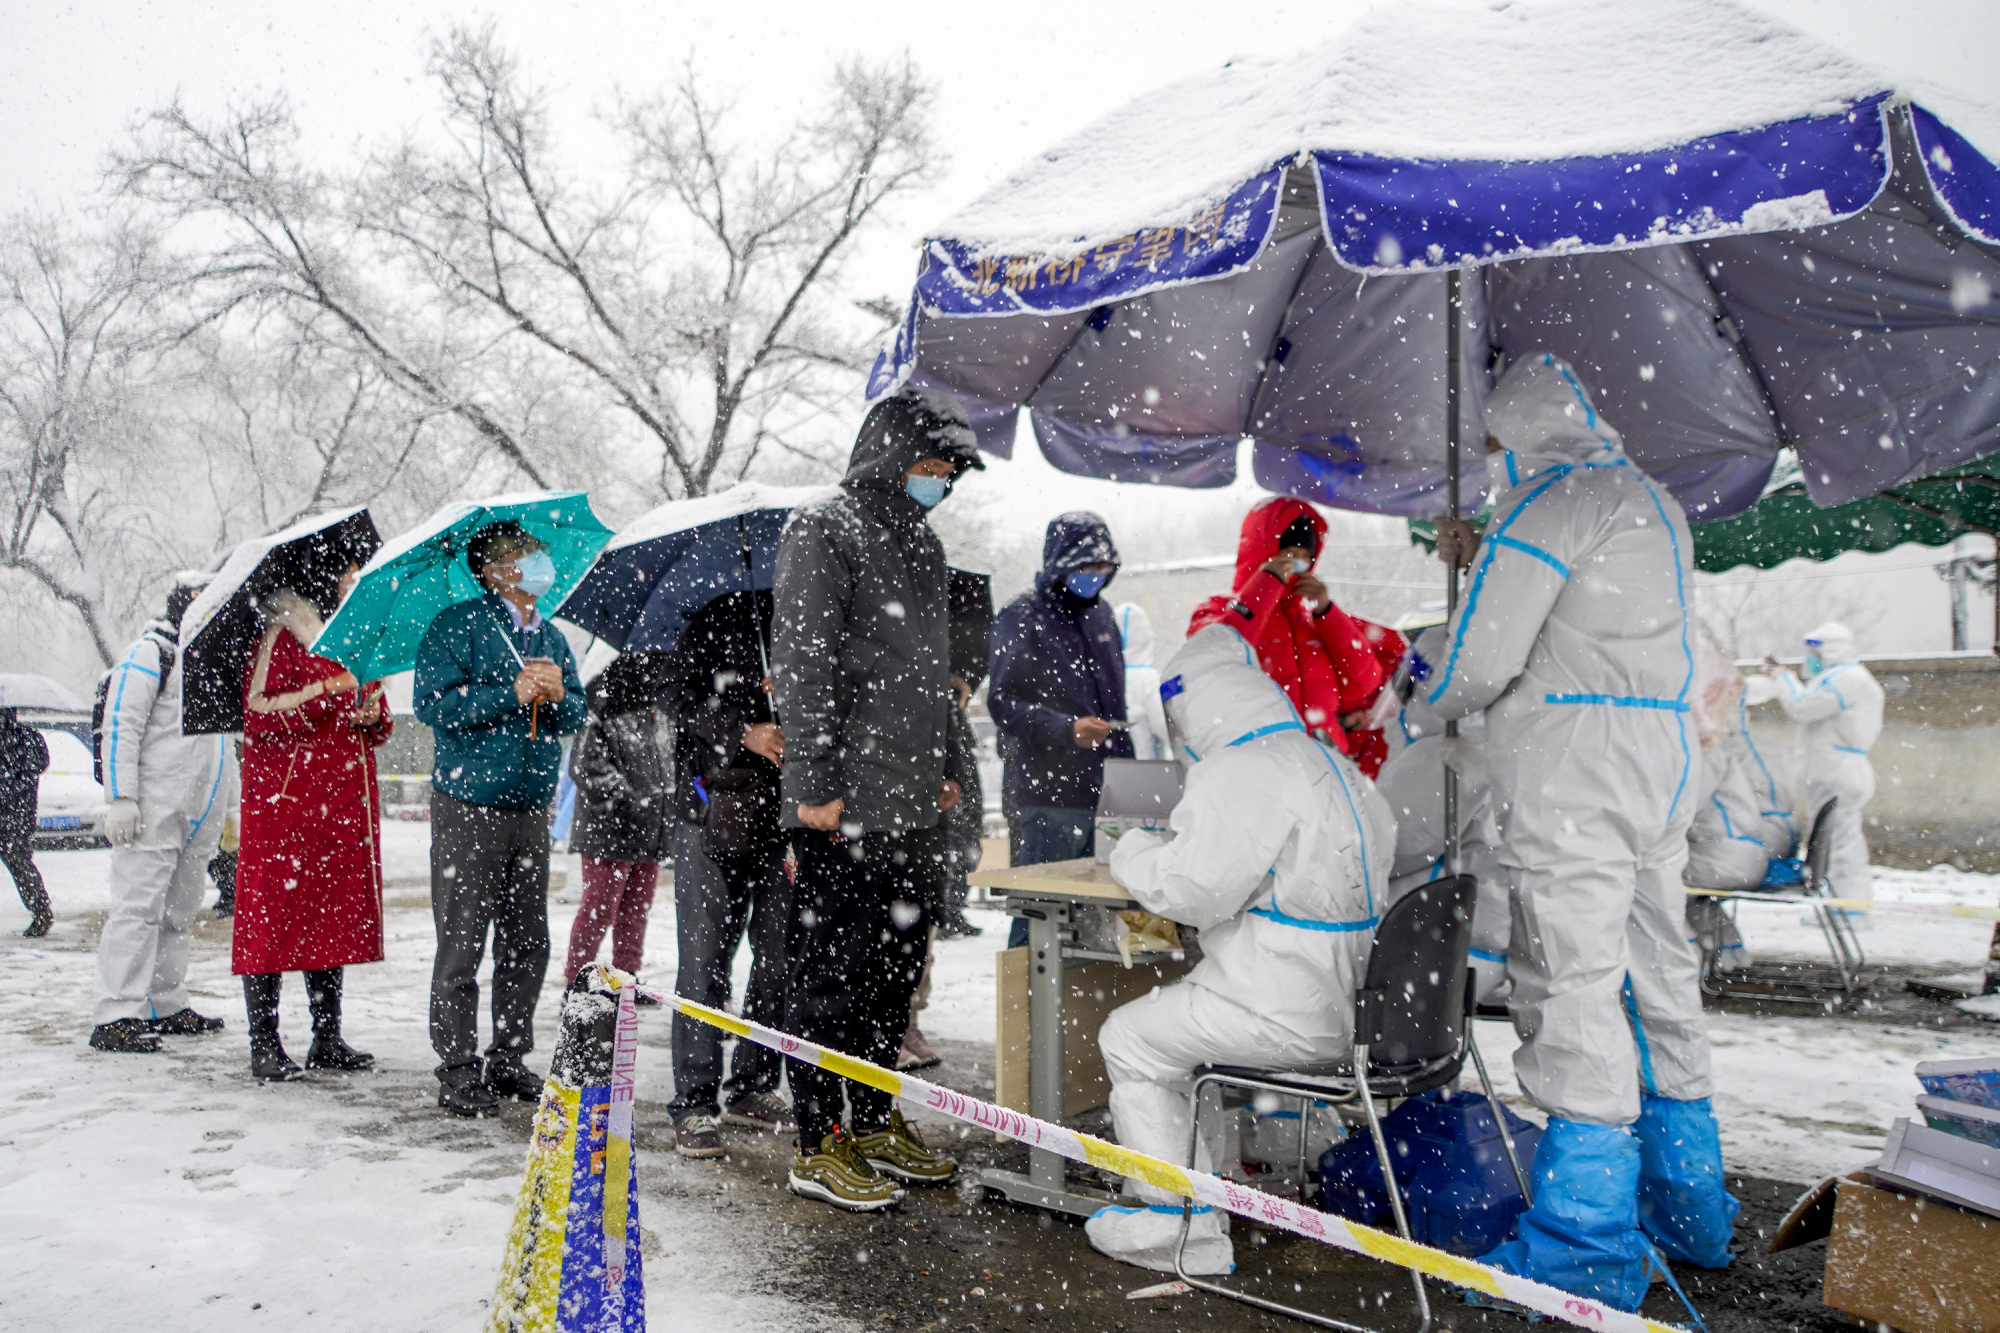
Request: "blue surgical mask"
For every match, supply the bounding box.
[905,474,949,509]
[1065,569,1109,600]
[1289,557,1312,576]
[513,549,556,598]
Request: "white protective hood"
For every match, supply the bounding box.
[1484,352,1628,489]
[1803,620,1857,665]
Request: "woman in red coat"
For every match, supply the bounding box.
[1188,497,1387,758]
[235,575,391,1081]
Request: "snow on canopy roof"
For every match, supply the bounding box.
[937,0,1891,259]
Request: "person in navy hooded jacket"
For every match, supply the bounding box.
[989,512,1134,940]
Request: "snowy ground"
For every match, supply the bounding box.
[3,832,1998,1330]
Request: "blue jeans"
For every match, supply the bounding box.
[1005,806,1095,949]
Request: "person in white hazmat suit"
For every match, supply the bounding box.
[1086,624,1393,1276]
[1763,622,1883,902]
[1113,603,1170,761]
[1682,642,1774,972]
[89,577,240,1054]
[1426,354,1736,1310]
[1371,626,1511,1001]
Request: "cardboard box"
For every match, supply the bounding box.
[1777,1171,2000,1333]
[994,947,1191,1122]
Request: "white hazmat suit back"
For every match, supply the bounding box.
[95,619,239,1026]
[1113,602,1169,761]
[1087,624,1392,1275]
[1769,621,1883,899]
[1425,354,1709,1128]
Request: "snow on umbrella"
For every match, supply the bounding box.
[867,0,2000,523]
[178,507,383,734]
[556,482,837,660]
[0,675,87,713]
[314,492,612,683]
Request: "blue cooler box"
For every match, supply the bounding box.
[1318,1089,1542,1256]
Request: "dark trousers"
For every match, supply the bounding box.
[428,790,551,1082]
[2,831,47,917]
[1004,805,1095,948]
[242,967,345,1039]
[785,824,944,1145]
[669,820,791,1117]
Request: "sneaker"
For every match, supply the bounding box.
[788,1127,902,1212]
[147,1008,225,1036]
[896,1024,941,1072]
[722,1090,796,1132]
[89,1018,162,1054]
[936,912,983,940]
[675,1113,726,1159]
[438,1077,501,1118]
[22,907,53,938]
[852,1108,957,1186]
[484,1057,545,1103]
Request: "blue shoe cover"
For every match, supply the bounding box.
[1477,1119,1650,1312]
[1634,1095,1739,1268]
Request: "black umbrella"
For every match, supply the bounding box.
[179,507,383,734]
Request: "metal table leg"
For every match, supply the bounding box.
[979,894,1117,1217]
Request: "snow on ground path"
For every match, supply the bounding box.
[0,837,834,1333]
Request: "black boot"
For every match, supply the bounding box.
[304,968,373,1071]
[243,973,303,1082]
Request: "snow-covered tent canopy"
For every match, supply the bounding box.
[867,0,2000,521]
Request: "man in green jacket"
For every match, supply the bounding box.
[414,520,586,1117]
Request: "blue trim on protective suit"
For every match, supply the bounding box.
[1781,661,1855,708]
[186,736,227,848]
[1544,694,1689,711]
[1488,534,1570,579]
[1637,475,1695,822]
[1227,720,1306,747]
[105,651,159,802]
[1833,744,1866,754]
[1710,795,1764,845]
[1427,465,1572,706]
[1250,898,1378,932]
[1469,947,1506,963]
[1622,976,1658,1096]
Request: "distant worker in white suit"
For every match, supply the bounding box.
[89,576,240,1055]
[1087,624,1393,1275]
[1113,603,1169,761]
[1763,621,1883,900]
[1426,354,1736,1310]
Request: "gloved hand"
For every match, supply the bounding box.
[1439,733,1490,790]
[104,798,143,847]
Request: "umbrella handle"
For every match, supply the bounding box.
[530,699,539,739]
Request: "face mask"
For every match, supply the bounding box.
[1289,557,1312,576]
[905,473,949,509]
[513,549,557,597]
[1065,569,1109,600]
[1803,651,1823,676]
[1485,448,1520,495]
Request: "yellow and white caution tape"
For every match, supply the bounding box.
[662,994,1685,1333]
[1685,887,2000,922]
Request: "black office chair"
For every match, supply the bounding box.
[1170,875,1533,1333]
[1698,799,1866,1001]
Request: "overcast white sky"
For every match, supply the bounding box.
[6,0,1996,651]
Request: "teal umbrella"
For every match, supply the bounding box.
[314,491,613,682]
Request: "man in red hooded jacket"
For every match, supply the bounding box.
[1188,498,1386,758]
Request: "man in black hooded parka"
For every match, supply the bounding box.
[771,387,982,1212]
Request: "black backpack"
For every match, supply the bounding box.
[91,630,178,787]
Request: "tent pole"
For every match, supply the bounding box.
[1443,269,1463,877]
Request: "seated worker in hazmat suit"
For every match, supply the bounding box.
[1426,353,1737,1310]
[1763,621,1883,900]
[1086,624,1394,1275]
[1682,636,1777,972]
[1371,626,1511,1001]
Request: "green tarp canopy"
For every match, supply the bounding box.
[1408,452,2000,573]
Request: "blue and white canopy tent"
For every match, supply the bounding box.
[867,0,2000,525]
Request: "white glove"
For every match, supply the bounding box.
[1439,733,1490,792]
[104,798,143,847]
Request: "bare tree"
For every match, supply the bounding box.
[0,214,177,663]
[110,96,561,490]
[1694,569,1891,662]
[362,24,939,497]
